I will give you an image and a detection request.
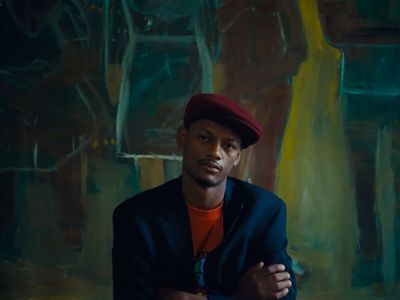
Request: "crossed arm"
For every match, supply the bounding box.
[158,262,292,300]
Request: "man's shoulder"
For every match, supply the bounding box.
[227,177,285,209]
[113,177,181,218]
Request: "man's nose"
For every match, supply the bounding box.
[207,141,222,160]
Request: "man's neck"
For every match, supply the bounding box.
[181,175,226,210]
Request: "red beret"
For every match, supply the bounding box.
[183,93,263,148]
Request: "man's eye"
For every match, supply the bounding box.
[224,143,235,150]
[199,135,209,141]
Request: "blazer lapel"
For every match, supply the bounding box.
[223,178,246,241]
[159,178,193,264]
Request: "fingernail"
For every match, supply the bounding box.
[280,264,285,271]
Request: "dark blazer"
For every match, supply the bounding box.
[112,177,296,300]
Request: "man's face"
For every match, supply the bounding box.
[177,119,242,188]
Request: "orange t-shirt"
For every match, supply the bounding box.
[186,201,224,295]
[186,201,224,256]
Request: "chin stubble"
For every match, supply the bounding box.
[186,168,218,188]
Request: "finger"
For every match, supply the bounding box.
[268,271,290,282]
[256,276,291,294]
[273,288,290,299]
[258,263,285,276]
[274,279,292,291]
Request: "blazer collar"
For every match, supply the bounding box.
[158,177,241,219]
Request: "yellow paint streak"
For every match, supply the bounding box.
[276,0,342,207]
[138,158,165,191]
[275,0,357,297]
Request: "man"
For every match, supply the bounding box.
[112,94,295,300]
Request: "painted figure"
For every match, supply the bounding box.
[216,0,306,189]
[0,0,108,257]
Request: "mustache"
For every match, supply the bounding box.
[198,159,222,171]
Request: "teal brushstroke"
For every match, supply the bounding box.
[345,94,400,122]
[128,53,191,115]
[87,0,103,6]
[343,47,400,96]
[376,127,397,294]
[358,0,391,19]
[391,1,400,20]
[0,173,29,259]
[116,0,136,154]
[130,159,142,197]
[163,159,182,181]
[127,0,203,21]
[103,0,110,76]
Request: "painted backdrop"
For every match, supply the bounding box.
[0,0,399,299]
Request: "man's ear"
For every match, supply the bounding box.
[234,151,241,166]
[176,126,187,150]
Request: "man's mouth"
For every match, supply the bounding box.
[199,160,222,171]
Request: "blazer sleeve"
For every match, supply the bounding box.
[259,202,296,300]
[112,205,157,300]
[207,197,296,300]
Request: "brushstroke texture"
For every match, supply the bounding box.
[138,157,165,191]
[376,127,397,294]
[275,0,357,298]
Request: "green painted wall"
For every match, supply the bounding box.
[0,0,399,299]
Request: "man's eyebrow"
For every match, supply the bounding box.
[198,128,240,143]
[225,137,240,143]
[224,138,241,146]
[198,129,213,135]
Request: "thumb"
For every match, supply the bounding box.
[255,261,264,270]
[237,261,265,289]
[244,261,264,277]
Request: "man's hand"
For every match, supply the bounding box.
[233,262,292,300]
[158,288,206,300]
